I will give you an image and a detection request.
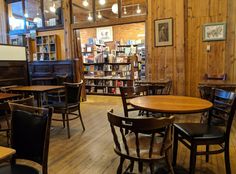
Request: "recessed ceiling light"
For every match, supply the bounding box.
[83,0,89,7]
[99,0,106,5]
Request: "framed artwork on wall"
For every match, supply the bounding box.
[154,18,173,47]
[203,22,226,41]
[96,26,113,42]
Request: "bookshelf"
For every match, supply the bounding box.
[35,35,57,61]
[83,53,139,95]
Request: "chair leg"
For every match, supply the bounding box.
[172,128,178,166]
[78,108,85,131]
[117,157,125,174]
[129,160,134,172]
[62,114,65,128]
[138,161,143,173]
[224,143,231,174]
[206,145,209,162]
[189,144,197,174]
[66,113,70,138]
[165,149,174,174]
[149,162,154,174]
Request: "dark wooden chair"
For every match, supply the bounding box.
[107,110,175,174]
[48,74,68,104]
[50,81,85,138]
[119,86,149,118]
[0,103,52,174]
[204,73,227,80]
[173,88,236,174]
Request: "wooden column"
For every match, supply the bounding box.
[225,0,236,82]
[63,0,72,59]
[0,0,7,44]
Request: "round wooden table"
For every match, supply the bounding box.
[130,95,213,114]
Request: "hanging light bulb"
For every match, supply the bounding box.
[136,4,141,14]
[97,11,102,19]
[83,0,89,7]
[24,13,29,18]
[123,6,127,14]
[99,0,106,5]
[50,3,56,13]
[88,12,93,21]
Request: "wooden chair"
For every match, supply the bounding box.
[48,74,68,104]
[50,81,85,138]
[173,88,236,174]
[0,103,52,174]
[204,73,227,80]
[119,86,148,118]
[107,110,175,174]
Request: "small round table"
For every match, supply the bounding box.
[130,95,213,114]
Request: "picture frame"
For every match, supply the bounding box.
[96,26,113,42]
[154,18,173,47]
[203,22,226,41]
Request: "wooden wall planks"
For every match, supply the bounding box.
[146,0,185,95]
[146,0,236,96]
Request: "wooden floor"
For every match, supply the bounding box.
[2,95,236,173]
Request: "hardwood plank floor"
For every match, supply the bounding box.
[1,95,236,173]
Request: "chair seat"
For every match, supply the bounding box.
[115,133,170,160]
[174,123,225,141]
[50,102,78,112]
[0,164,39,174]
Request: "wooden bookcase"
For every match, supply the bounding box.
[35,35,57,61]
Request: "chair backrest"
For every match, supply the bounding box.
[108,110,175,158]
[198,86,213,101]
[119,86,148,117]
[204,73,227,80]
[8,103,52,174]
[209,89,236,139]
[56,74,68,85]
[147,85,165,95]
[64,81,83,105]
[10,96,35,106]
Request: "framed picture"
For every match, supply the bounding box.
[203,22,226,41]
[155,18,173,47]
[96,26,113,42]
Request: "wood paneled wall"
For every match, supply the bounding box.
[146,0,236,96]
[146,0,185,95]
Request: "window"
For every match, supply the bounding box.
[72,0,93,24]
[43,0,63,27]
[121,0,146,18]
[72,0,147,25]
[95,0,118,22]
[8,1,25,31]
[25,0,43,29]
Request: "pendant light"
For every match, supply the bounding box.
[83,0,89,7]
[136,4,141,14]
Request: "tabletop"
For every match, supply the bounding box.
[9,85,64,93]
[130,95,213,114]
[0,146,15,160]
[0,93,21,102]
